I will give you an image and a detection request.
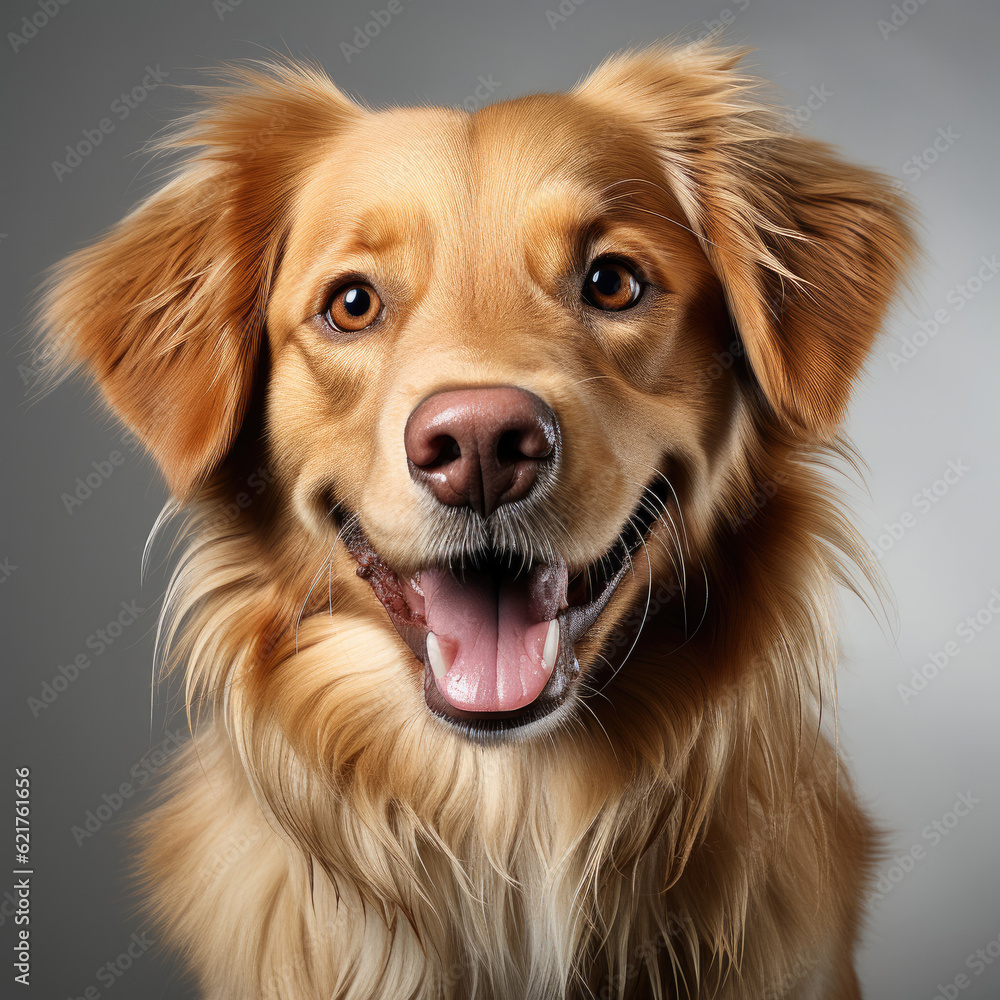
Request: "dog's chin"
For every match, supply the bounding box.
[342,480,670,743]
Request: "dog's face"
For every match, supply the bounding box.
[42,47,913,758]
[264,95,738,732]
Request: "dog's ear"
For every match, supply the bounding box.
[575,45,918,438]
[38,62,361,499]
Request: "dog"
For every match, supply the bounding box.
[40,43,916,999]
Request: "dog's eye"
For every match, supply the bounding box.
[582,257,643,311]
[325,282,383,332]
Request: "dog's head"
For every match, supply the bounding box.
[41,46,914,755]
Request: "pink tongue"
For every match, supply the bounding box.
[419,565,565,713]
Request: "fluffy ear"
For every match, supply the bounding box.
[575,45,918,437]
[38,61,361,498]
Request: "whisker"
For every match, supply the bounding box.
[295,501,346,653]
[594,525,654,695]
[626,472,690,634]
[647,468,692,631]
[295,546,337,655]
[574,692,618,764]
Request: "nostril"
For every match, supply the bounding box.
[424,436,461,469]
[405,429,462,470]
[496,429,526,464]
[404,386,560,515]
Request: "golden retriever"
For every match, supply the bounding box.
[40,43,916,999]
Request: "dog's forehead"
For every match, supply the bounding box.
[289,94,664,254]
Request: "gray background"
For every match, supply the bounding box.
[2,1,997,998]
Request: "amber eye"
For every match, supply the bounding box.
[582,257,643,311]
[325,282,383,332]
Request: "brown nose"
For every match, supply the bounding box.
[404,387,558,516]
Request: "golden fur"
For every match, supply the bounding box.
[40,44,916,999]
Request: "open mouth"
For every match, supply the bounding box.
[343,479,669,737]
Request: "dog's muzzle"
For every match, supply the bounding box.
[345,384,662,737]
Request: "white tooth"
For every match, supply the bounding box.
[542,619,560,670]
[426,631,448,679]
